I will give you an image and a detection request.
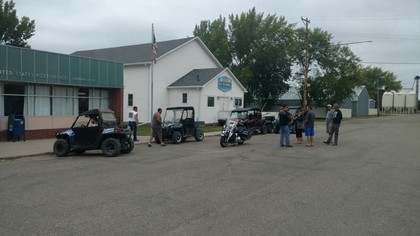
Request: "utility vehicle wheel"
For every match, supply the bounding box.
[261,125,268,134]
[53,139,70,157]
[172,131,182,144]
[220,136,229,147]
[121,138,134,154]
[101,138,121,157]
[194,129,204,141]
[267,124,273,133]
[273,125,279,134]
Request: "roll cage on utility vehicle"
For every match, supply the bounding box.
[228,107,272,134]
[160,106,204,144]
[53,108,134,157]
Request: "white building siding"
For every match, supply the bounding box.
[153,40,220,116]
[199,72,244,123]
[124,39,222,123]
[168,70,245,124]
[124,64,150,123]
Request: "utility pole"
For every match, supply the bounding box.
[301,17,310,107]
[415,76,420,111]
[377,78,380,117]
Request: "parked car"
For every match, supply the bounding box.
[228,107,272,134]
[159,106,205,144]
[53,108,134,157]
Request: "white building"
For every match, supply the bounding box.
[73,37,246,124]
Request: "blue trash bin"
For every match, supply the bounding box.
[8,115,26,142]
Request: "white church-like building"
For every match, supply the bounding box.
[73,37,246,124]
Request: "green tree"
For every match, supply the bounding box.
[193,16,231,67]
[0,0,35,47]
[293,28,363,106]
[360,66,402,103]
[194,8,296,109]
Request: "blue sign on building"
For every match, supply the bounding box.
[217,76,232,92]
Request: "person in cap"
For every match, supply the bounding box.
[324,103,343,146]
[278,105,294,147]
[324,104,333,141]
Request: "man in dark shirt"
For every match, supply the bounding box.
[278,105,294,147]
[304,105,316,147]
[147,108,166,147]
[324,103,343,146]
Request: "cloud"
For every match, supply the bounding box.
[12,0,420,88]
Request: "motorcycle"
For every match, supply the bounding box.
[220,119,252,147]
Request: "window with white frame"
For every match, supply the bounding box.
[128,94,133,106]
[207,96,215,107]
[234,98,242,107]
[182,93,187,103]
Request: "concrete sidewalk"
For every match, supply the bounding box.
[0,132,221,160]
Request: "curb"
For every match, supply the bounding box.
[0,152,53,161]
[0,132,222,161]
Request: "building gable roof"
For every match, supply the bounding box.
[350,86,368,102]
[71,37,193,64]
[168,68,247,92]
[169,68,225,87]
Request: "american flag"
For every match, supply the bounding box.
[152,25,158,64]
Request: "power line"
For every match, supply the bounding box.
[331,32,420,40]
[361,61,420,65]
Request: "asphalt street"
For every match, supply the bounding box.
[0,114,419,235]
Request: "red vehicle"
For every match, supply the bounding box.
[227,107,272,134]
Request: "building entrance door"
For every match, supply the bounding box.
[218,97,230,123]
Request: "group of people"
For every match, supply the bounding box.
[129,103,342,148]
[278,103,342,147]
[128,106,167,147]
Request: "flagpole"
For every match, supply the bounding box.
[150,24,155,122]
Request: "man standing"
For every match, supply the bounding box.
[304,105,315,147]
[278,105,294,147]
[325,104,333,133]
[128,106,139,142]
[324,104,333,141]
[147,108,166,147]
[324,103,343,146]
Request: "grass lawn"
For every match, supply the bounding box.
[135,124,223,136]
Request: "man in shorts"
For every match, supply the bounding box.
[304,105,316,147]
[147,108,166,147]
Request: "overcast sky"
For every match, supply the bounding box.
[13,0,420,88]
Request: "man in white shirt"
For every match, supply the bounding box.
[128,106,139,141]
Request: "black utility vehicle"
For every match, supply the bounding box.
[160,106,204,144]
[53,108,134,157]
[229,107,272,134]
